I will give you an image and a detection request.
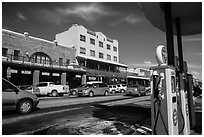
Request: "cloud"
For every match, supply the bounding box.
[144,61,151,64]
[16,12,26,21]
[193,53,202,56]
[191,71,200,79]
[188,64,202,69]
[130,61,157,68]
[183,37,202,42]
[35,9,62,25]
[33,3,116,25]
[50,3,115,25]
[110,14,143,26]
[124,14,142,24]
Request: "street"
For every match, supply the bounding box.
[2,94,151,135]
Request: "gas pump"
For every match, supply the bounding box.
[186,74,196,129]
[176,61,190,135]
[150,45,178,135]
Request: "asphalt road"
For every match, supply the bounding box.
[2,94,152,135]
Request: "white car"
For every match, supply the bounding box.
[116,84,127,93]
[108,85,118,93]
[86,81,102,84]
[35,82,69,97]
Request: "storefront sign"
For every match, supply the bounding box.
[42,72,50,76]
[67,66,86,71]
[21,70,31,74]
[75,75,81,78]
[52,73,60,76]
[11,69,17,73]
[7,67,11,78]
[88,76,96,80]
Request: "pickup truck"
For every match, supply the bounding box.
[35,82,69,97]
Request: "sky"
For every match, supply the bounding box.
[2,2,202,80]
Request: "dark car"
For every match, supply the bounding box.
[2,78,39,114]
[124,84,147,96]
[70,82,110,97]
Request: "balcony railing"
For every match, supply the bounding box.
[2,54,127,76]
[2,54,85,71]
[83,67,127,77]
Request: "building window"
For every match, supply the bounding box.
[66,59,70,66]
[113,46,117,52]
[30,52,51,65]
[107,44,111,50]
[14,50,20,60]
[99,41,103,48]
[80,47,86,54]
[80,34,86,42]
[2,48,8,56]
[107,54,111,60]
[90,38,95,45]
[90,50,95,57]
[114,56,117,62]
[59,58,63,66]
[99,52,103,59]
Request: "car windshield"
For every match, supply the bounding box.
[80,84,93,88]
[128,84,138,88]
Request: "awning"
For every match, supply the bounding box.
[77,54,128,68]
[139,2,202,36]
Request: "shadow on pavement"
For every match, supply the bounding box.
[92,103,151,132]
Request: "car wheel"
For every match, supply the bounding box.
[144,92,146,96]
[89,91,94,97]
[52,90,59,97]
[121,89,125,93]
[72,90,77,96]
[112,90,116,94]
[17,99,33,114]
[104,91,109,96]
[138,92,141,97]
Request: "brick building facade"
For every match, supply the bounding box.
[2,29,86,88]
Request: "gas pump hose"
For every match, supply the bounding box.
[153,99,169,135]
[177,98,185,134]
[153,76,169,135]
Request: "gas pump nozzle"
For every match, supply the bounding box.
[153,75,162,100]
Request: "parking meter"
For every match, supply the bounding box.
[150,45,178,135]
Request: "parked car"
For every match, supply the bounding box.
[2,78,39,114]
[70,82,110,97]
[145,86,151,95]
[35,82,69,97]
[108,85,118,93]
[124,84,147,96]
[18,85,40,96]
[116,84,127,93]
[86,81,103,84]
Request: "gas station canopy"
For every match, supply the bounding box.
[140,2,202,36]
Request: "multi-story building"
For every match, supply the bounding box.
[56,24,128,84]
[2,29,86,88]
